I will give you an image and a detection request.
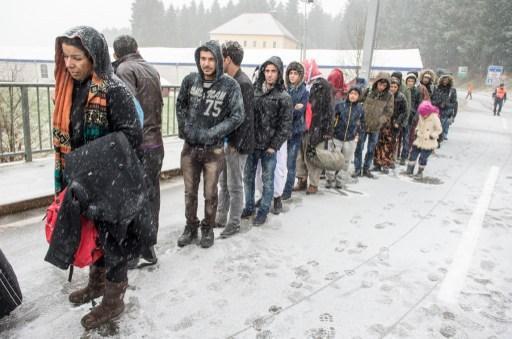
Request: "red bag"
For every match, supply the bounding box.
[305,102,313,130]
[45,189,103,268]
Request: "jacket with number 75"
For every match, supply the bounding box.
[176,40,244,147]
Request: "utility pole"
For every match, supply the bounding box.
[359,0,380,81]
[301,0,314,61]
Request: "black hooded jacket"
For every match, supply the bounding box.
[227,69,255,154]
[46,26,146,270]
[253,56,292,151]
[55,26,142,151]
[176,41,244,147]
[432,75,458,118]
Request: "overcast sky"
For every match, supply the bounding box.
[1,0,347,47]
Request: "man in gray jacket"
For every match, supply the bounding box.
[113,35,163,267]
[215,41,254,238]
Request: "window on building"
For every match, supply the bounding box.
[40,64,48,79]
[244,41,247,47]
[262,41,266,48]
[273,41,277,48]
[253,41,257,47]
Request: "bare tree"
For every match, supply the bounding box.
[342,0,368,76]
[0,64,25,162]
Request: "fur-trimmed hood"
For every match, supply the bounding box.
[419,69,436,85]
[285,61,305,88]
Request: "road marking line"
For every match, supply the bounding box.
[438,166,500,304]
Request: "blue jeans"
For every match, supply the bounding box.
[354,130,379,172]
[409,145,432,166]
[400,126,410,160]
[283,134,302,197]
[440,116,451,140]
[244,149,277,216]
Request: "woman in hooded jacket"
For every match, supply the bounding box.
[50,26,143,330]
[282,61,309,200]
[373,79,408,173]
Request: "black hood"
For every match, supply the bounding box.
[347,86,362,97]
[257,56,285,91]
[194,40,224,82]
[55,26,113,79]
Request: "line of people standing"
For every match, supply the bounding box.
[47,26,459,330]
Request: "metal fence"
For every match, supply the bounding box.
[0,82,180,163]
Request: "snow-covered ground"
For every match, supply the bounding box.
[1,91,511,338]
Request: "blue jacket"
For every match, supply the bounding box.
[287,82,309,136]
[333,100,365,141]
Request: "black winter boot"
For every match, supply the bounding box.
[406,162,415,176]
[177,224,198,247]
[200,224,214,248]
[272,197,282,215]
[415,166,425,178]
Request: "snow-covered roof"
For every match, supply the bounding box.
[210,13,298,42]
[0,46,423,71]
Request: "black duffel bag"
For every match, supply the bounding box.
[0,249,22,318]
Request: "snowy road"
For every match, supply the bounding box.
[1,92,512,338]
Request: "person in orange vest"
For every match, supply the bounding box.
[492,83,507,116]
[465,82,473,100]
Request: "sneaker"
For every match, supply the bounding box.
[351,170,361,178]
[241,208,255,219]
[381,167,389,174]
[139,246,158,267]
[253,212,267,226]
[306,185,318,195]
[335,182,346,190]
[325,180,334,189]
[363,169,374,178]
[220,224,240,238]
[281,192,292,201]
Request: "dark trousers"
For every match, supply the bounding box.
[181,143,224,227]
[354,130,379,171]
[244,149,277,216]
[399,126,410,160]
[93,256,127,283]
[494,99,504,115]
[408,145,432,166]
[140,146,164,233]
[283,134,302,197]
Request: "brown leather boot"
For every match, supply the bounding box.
[306,185,318,195]
[293,177,307,191]
[81,280,128,330]
[69,266,106,305]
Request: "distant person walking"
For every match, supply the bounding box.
[493,83,507,116]
[465,82,473,100]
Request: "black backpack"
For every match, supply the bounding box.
[0,249,22,318]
